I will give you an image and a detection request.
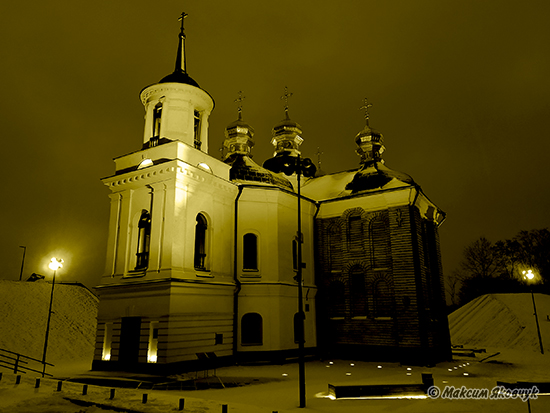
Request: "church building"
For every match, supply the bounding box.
[92,16,451,373]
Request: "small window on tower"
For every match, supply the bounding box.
[194,110,202,149]
[152,102,162,144]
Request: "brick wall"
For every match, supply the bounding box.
[315,204,450,363]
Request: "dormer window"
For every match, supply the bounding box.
[194,110,202,149]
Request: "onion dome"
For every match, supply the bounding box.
[223,98,255,159]
[355,124,385,164]
[346,99,414,193]
[227,155,294,190]
[223,95,292,190]
[270,110,304,157]
[159,12,200,88]
[269,87,303,157]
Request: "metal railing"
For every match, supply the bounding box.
[0,348,54,377]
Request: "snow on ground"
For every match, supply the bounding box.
[0,280,98,367]
[1,288,549,412]
[449,293,550,353]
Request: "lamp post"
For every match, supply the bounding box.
[523,269,544,355]
[19,246,26,281]
[265,152,316,408]
[42,257,63,376]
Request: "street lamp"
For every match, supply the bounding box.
[265,152,316,408]
[42,257,63,376]
[523,269,544,355]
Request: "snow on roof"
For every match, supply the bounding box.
[301,169,412,201]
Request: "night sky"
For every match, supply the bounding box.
[2,1,549,294]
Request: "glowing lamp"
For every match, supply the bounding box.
[49,258,63,271]
[523,269,534,280]
[138,158,153,169]
[147,354,157,363]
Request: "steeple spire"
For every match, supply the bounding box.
[175,12,188,74]
[158,12,199,87]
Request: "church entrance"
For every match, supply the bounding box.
[119,317,142,365]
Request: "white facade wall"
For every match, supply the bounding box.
[236,186,317,354]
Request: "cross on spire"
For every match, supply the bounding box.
[360,98,373,126]
[175,12,189,73]
[281,86,293,116]
[178,12,188,37]
[234,91,246,119]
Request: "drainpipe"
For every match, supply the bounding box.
[232,186,244,359]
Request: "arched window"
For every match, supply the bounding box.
[241,313,262,345]
[347,212,363,251]
[243,233,258,270]
[152,102,162,140]
[328,224,341,271]
[370,213,391,269]
[135,210,151,270]
[194,110,202,149]
[373,279,393,318]
[350,266,367,317]
[194,214,207,270]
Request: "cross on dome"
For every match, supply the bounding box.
[316,147,323,169]
[178,12,188,36]
[360,98,373,126]
[281,86,293,116]
[234,90,246,119]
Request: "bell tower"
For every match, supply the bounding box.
[140,12,213,152]
[94,14,237,372]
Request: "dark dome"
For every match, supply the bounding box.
[227,154,293,190]
[345,161,414,194]
[159,70,200,87]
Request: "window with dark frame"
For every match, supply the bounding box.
[194,214,207,270]
[243,233,258,270]
[135,210,151,270]
[152,102,162,141]
[194,110,202,149]
[350,266,367,317]
[241,313,263,345]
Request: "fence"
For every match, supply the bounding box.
[0,347,54,377]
